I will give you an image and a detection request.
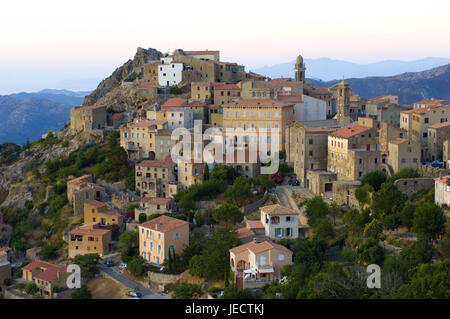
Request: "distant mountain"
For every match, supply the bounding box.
[305,63,450,104]
[253,57,450,81]
[0,90,88,145]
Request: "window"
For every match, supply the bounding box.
[259,255,267,266]
[278,254,285,261]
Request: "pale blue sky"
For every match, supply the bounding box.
[1,0,449,94]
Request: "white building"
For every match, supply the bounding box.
[158,57,184,87]
[278,95,326,122]
[260,204,300,239]
[435,175,450,206]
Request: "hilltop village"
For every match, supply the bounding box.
[0,48,449,299]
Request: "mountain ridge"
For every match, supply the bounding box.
[253,57,450,81]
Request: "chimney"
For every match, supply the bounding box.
[155,224,158,231]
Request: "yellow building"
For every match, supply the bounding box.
[214,83,241,106]
[387,138,420,173]
[208,104,223,127]
[22,260,68,299]
[240,80,273,99]
[177,159,204,189]
[83,200,123,228]
[222,99,295,152]
[139,215,189,266]
[120,119,174,160]
[68,223,112,258]
[190,82,213,104]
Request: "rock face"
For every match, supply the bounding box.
[306,63,450,104]
[83,47,163,106]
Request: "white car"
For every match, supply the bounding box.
[119,263,127,270]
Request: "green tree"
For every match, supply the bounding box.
[178,194,195,214]
[25,283,39,295]
[127,257,148,277]
[119,231,139,262]
[356,238,384,265]
[355,184,372,208]
[400,201,416,231]
[394,259,450,298]
[203,164,210,181]
[305,196,329,228]
[71,254,100,279]
[388,167,420,183]
[210,164,239,184]
[313,219,334,242]
[71,284,92,299]
[172,283,203,299]
[412,201,446,239]
[343,208,369,234]
[189,228,240,280]
[363,219,383,239]
[371,183,405,230]
[213,203,243,226]
[361,170,387,191]
[224,177,253,206]
[437,233,450,259]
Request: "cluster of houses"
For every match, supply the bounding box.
[2,49,448,298]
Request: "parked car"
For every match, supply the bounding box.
[289,178,300,186]
[431,160,443,168]
[126,291,142,298]
[119,263,127,270]
[105,258,114,267]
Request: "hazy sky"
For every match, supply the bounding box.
[1,0,450,93]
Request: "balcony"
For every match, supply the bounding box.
[126,142,140,151]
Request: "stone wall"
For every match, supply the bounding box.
[394,178,435,199]
[148,271,182,291]
[416,164,449,178]
[332,180,361,208]
[240,191,269,215]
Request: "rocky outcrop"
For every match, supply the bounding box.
[83,47,163,106]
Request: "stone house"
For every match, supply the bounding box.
[134,197,175,221]
[435,175,450,206]
[135,155,176,198]
[260,205,300,240]
[67,175,105,216]
[427,121,450,162]
[70,104,107,132]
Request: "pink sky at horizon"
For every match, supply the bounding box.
[1,0,449,93]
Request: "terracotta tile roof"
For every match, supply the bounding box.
[111,113,124,120]
[208,104,222,110]
[140,215,188,233]
[223,99,292,108]
[246,220,264,229]
[429,121,450,129]
[162,98,188,108]
[331,124,371,139]
[214,83,240,90]
[260,204,296,216]
[389,138,408,145]
[314,87,331,93]
[23,260,67,282]
[69,226,110,236]
[412,104,449,114]
[142,197,173,205]
[184,50,219,55]
[156,129,174,136]
[138,155,175,168]
[277,95,302,103]
[131,119,167,128]
[67,174,91,185]
[235,227,255,239]
[191,82,213,86]
[435,175,450,183]
[139,81,157,87]
[229,240,292,255]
